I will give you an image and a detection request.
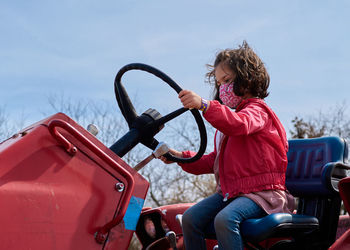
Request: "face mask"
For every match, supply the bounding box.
[219,82,243,108]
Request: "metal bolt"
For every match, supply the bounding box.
[67,146,78,155]
[87,124,99,136]
[94,231,107,244]
[11,133,20,139]
[115,183,124,192]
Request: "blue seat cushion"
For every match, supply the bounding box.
[241,213,319,243]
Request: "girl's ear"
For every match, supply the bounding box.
[243,90,253,99]
[233,80,245,97]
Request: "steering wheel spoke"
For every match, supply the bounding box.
[153,107,188,127]
[141,138,159,151]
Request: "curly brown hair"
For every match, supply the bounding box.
[207,41,270,101]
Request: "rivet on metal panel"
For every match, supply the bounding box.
[11,133,20,139]
[115,183,125,192]
[67,146,78,156]
[94,231,106,244]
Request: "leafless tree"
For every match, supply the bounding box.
[290,101,350,140]
[0,106,24,141]
[0,106,7,140]
[44,93,129,146]
[0,106,8,141]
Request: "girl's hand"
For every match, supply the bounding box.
[159,148,182,164]
[178,90,202,109]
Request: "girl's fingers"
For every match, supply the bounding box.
[181,99,193,109]
[178,89,190,98]
[158,148,182,164]
[159,156,173,164]
[178,90,201,109]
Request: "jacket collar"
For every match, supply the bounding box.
[236,98,265,112]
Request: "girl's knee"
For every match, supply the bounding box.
[182,208,195,229]
[214,211,239,233]
[214,212,229,230]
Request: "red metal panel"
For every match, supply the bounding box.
[330,229,350,250]
[0,113,149,249]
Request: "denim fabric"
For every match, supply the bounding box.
[182,193,266,250]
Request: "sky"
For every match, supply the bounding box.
[1,0,350,136]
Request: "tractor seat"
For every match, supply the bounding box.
[241,137,350,249]
[241,213,318,243]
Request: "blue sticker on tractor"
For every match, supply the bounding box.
[123,196,144,230]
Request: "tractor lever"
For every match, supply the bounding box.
[133,142,169,171]
[166,231,178,250]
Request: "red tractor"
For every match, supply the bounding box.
[1,63,350,249]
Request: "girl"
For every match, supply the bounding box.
[161,41,294,250]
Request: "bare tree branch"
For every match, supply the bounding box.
[290,101,350,140]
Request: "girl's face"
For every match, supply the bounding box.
[215,62,253,100]
[215,62,243,108]
[215,63,236,86]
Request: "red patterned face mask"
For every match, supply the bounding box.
[219,82,243,108]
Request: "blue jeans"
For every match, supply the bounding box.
[182,193,266,250]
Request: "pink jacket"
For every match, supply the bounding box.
[179,98,288,199]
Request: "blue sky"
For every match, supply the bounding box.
[1,0,350,134]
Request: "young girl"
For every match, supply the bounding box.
[161,41,294,250]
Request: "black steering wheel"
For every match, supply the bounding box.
[109,63,207,163]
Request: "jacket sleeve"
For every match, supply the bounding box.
[203,100,269,136]
[178,150,216,175]
[177,131,218,175]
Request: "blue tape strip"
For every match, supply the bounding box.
[123,196,144,230]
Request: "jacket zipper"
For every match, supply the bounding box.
[223,193,229,202]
